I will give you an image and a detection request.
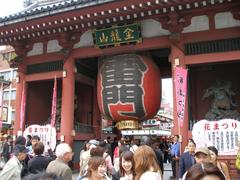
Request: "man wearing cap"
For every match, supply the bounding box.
[181,146,211,180]
[79,139,99,177]
[194,146,210,163]
[0,144,28,180]
[47,143,73,180]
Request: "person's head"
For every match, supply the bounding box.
[194,147,210,163]
[90,146,104,157]
[7,135,13,143]
[208,146,218,163]
[173,135,179,143]
[185,162,225,180]
[27,135,32,141]
[87,156,107,178]
[118,139,125,147]
[120,150,134,176]
[15,136,26,145]
[23,172,61,180]
[14,144,28,161]
[33,142,45,155]
[188,140,196,154]
[134,145,161,180]
[99,141,108,152]
[31,135,40,146]
[55,143,73,163]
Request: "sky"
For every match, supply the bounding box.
[0,0,24,18]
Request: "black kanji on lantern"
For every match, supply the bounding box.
[101,54,147,120]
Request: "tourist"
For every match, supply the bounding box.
[170,135,180,179]
[81,156,111,180]
[26,135,32,147]
[134,145,162,180]
[27,135,41,157]
[184,162,225,180]
[79,139,99,177]
[28,142,52,174]
[194,146,211,163]
[2,135,13,163]
[0,144,28,180]
[46,143,73,180]
[179,139,196,179]
[112,150,135,180]
[208,146,230,180]
[99,140,114,175]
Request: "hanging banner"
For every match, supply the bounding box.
[23,124,56,151]
[51,77,57,127]
[20,82,26,130]
[192,119,240,155]
[174,67,188,127]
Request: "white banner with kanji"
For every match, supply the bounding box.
[23,124,56,151]
[192,119,240,155]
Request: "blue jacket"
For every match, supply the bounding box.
[179,151,195,178]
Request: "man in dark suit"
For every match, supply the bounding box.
[178,139,196,179]
[2,135,13,163]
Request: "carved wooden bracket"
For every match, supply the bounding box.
[156,13,192,38]
[8,40,33,68]
[58,32,80,59]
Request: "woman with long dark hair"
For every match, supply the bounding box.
[112,150,135,180]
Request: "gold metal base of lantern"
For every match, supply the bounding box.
[116,120,139,130]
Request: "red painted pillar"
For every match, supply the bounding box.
[14,65,26,136]
[170,42,189,153]
[60,57,75,146]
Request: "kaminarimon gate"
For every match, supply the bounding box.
[0,0,240,175]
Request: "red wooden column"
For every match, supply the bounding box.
[60,57,75,146]
[170,41,189,153]
[14,65,26,135]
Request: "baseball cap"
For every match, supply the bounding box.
[14,144,29,153]
[88,139,99,146]
[195,146,210,156]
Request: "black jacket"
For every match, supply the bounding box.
[28,155,52,174]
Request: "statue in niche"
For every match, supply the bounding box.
[202,79,240,120]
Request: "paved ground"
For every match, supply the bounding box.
[72,163,173,180]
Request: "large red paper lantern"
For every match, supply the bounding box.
[97,54,161,129]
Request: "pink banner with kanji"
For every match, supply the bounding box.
[51,77,57,127]
[20,82,26,130]
[174,67,188,127]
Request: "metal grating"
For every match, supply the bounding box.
[27,60,63,74]
[185,38,240,55]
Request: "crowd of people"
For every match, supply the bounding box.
[170,135,232,180]
[0,134,239,180]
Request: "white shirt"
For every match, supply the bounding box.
[139,171,162,180]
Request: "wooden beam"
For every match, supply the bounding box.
[185,50,240,65]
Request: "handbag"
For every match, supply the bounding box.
[236,151,240,169]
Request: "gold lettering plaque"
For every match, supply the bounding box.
[116,120,139,130]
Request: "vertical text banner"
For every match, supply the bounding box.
[175,67,188,127]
